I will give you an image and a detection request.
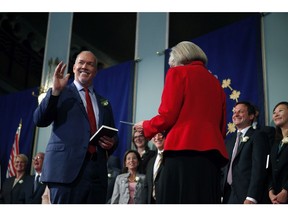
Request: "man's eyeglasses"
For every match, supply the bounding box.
[33,156,43,161]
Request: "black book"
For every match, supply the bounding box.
[90,125,118,141]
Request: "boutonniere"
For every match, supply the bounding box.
[135,176,140,182]
[108,173,112,178]
[18,179,23,184]
[241,136,249,143]
[101,99,109,106]
[282,137,288,144]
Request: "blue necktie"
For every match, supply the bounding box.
[34,174,40,192]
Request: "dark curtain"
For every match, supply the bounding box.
[0,87,38,185]
[94,60,135,165]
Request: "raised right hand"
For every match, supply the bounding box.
[52,61,70,96]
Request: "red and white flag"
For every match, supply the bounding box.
[6,120,22,178]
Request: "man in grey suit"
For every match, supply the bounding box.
[222,101,270,204]
[33,51,118,204]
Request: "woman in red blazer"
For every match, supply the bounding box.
[134,41,228,203]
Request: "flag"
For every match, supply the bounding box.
[6,119,22,178]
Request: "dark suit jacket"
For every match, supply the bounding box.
[269,141,288,198]
[145,153,163,204]
[33,83,118,184]
[0,174,30,204]
[140,150,156,174]
[255,124,275,150]
[222,127,270,203]
[18,175,46,204]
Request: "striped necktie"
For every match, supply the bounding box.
[152,152,163,200]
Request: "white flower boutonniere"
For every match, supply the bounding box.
[101,99,109,106]
[108,173,112,178]
[241,136,249,143]
[282,137,288,144]
[135,176,140,182]
[18,179,23,184]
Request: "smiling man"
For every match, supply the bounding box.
[222,101,271,204]
[33,51,118,204]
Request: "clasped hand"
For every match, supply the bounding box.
[99,136,115,150]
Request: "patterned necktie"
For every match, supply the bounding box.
[152,152,163,200]
[84,88,97,153]
[227,132,242,185]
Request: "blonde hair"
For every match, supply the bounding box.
[14,154,28,165]
[168,41,208,67]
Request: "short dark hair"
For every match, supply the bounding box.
[235,101,256,116]
[273,101,288,142]
[121,149,141,173]
[273,101,288,112]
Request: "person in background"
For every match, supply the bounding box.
[222,101,270,204]
[134,41,228,204]
[268,101,288,204]
[106,155,121,203]
[111,150,147,204]
[19,152,46,204]
[33,51,118,204]
[146,132,165,204]
[132,130,155,174]
[0,154,29,204]
[252,105,275,149]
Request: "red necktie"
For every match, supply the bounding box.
[84,88,97,153]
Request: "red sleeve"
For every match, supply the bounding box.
[143,67,184,139]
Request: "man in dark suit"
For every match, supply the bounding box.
[33,51,118,204]
[252,105,275,149]
[222,101,270,204]
[19,152,46,204]
[146,132,165,204]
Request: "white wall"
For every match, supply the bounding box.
[263,13,288,124]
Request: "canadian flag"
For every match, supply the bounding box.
[6,120,22,178]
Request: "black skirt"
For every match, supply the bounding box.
[157,150,223,204]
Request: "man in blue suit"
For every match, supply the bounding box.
[33,51,118,204]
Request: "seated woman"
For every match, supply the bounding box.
[111,150,147,204]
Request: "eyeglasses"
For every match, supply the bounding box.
[33,156,43,161]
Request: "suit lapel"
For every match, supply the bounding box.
[68,83,88,120]
[236,127,254,156]
[94,90,104,126]
[227,134,237,157]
